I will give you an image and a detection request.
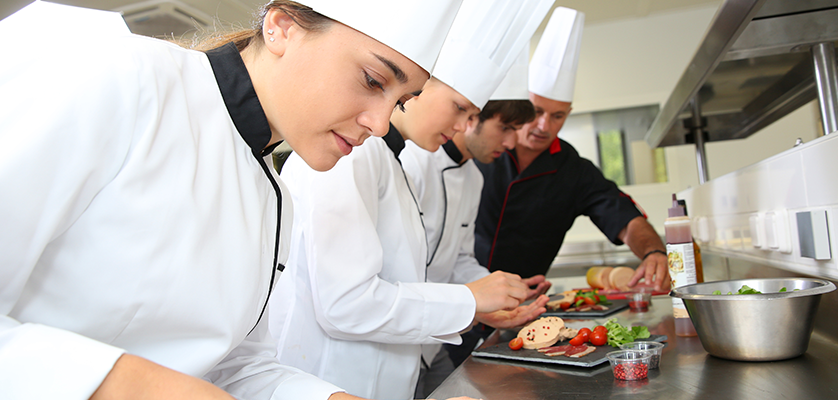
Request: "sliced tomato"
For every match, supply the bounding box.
[569,334,586,346]
[577,327,592,342]
[559,302,571,310]
[583,296,597,306]
[508,337,524,351]
[590,331,607,346]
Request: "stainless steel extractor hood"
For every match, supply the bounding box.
[646,0,838,150]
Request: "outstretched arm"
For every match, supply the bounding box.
[91,355,235,400]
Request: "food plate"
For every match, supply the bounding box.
[542,298,629,318]
[472,334,667,368]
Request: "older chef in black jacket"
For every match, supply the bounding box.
[474,7,670,292]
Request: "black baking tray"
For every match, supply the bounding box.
[541,298,630,318]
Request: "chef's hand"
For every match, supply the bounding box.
[628,251,670,291]
[476,294,548,329]
[465,271,528,313]
[91,354,235,400]
[522,275,551,301]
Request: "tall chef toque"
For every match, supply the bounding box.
[0,1,129,39]
[529,7,585,103]
[489,48,530,101]
[299,0,464,74]
[0,1,130,84]
[431,0,554,109]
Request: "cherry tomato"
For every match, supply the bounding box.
[574,296,586,304]
[508,337,524,351]
[583,296,597,306]
[590,331,607,346]
[577,328,592,342]
[569,334,586,346]
[559,302,571,310]
[593,325,608,335]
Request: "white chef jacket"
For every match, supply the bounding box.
[399,140,490,365]
[270,125,476,400]
[0,31,341,400]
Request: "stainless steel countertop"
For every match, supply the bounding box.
[428,296,838,399]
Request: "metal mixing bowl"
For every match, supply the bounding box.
[670,278,836,361]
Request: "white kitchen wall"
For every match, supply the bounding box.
[678,132,838,280]
[546,3,824,255]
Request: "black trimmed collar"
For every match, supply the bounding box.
[383,123,406,158]
[442,141,464,164]
[205,42,281,157]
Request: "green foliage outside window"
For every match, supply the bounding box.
[653,147,668,183]
[598,130,627,186]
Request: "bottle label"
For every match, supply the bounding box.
[667,242,697,316]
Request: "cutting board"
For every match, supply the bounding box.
[472,334,667,368]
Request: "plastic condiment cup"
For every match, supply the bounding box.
[606,350,651,380]
[619,341,665,369]
[628,291,652,312]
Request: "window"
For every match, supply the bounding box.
[597,129,627,186]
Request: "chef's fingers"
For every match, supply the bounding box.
[654,257,671,290]
[538,280,552,294]
[475,296,547,328]
[532,294,549,308]
[503,303,547,327]
[646,262,658,290]
[627,265,646,288]
[525,281,552,301]
[466,271,529,313]
[521,275,546,286]
[498,271,531,301]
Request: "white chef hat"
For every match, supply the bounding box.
[0,1,130,85]
[299,0,464,73]
[489,48,529,101]
[0,1,130,39]
[431,0,553,109]
[529,7,585,102]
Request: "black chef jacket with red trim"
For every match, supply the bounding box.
[474,138,644,278]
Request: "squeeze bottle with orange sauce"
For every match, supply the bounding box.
[665,194,698,337]
[678,199,704,283]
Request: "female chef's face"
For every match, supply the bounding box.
[516,93,572,154]
[255,10,429,171]
[398,78,480,152]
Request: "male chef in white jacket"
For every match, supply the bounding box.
[268,1,554,399]
[401,49,553,397]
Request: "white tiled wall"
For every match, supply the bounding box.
[679,132,838,280]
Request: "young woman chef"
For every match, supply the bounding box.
[268,1,551,398]
[400,41,556,395]
[0,1,474,400]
